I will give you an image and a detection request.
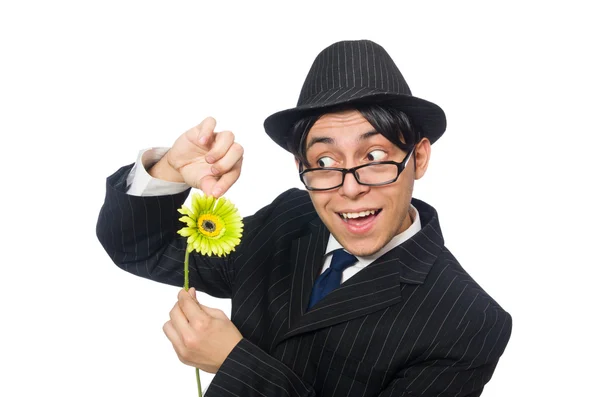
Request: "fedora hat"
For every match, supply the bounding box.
[264,40,446,151]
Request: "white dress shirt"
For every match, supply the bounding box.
[126,148,422,281]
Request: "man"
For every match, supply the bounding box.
[97,40,511,396]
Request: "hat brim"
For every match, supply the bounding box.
[264,87,446,152]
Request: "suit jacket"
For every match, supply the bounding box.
[97,164,512,397]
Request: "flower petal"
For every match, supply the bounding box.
[179,216,197,227]
[179,227,198,237]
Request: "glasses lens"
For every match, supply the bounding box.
[302,169,342,190]
[355,164,399,185]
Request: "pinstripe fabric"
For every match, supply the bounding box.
[97,165,512,397]
[299,40,410,106]
[264,40,446,152]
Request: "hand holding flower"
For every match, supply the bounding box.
[163,288,243,374]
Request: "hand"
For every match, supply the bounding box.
[152,117,244,197]
[163,288,243,373]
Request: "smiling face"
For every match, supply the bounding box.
[300,109,430,256]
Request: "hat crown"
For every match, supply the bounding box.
[298,40,412,106]
[263,39,446,152]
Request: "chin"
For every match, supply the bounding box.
[349,246,380,257]
[335,235,387,257]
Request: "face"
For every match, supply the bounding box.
[299,110,430,256]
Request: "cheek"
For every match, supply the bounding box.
[383,178,413,211]
[396,168,415,192]
[308,192,332,215]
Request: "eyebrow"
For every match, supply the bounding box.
[306,130,380,151]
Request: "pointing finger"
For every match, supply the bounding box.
[186,117,217,148]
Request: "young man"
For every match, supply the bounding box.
[97,40,511,396]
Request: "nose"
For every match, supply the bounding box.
[338,169,369,198]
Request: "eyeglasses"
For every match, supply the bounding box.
[299,146,415,191]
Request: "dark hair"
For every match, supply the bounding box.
[287,102,421,168]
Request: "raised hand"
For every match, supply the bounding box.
[149,117,244,197]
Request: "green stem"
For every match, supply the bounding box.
[196,367,202,396]
[184,246,202,396]
[184,248,190,291]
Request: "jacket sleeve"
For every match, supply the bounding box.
[207,338,316,397]
[96,164,295,298]
[377,306,512,397]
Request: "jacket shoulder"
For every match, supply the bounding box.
[243,188,314,225]
[427,247,512,338]
[237,188,316,249]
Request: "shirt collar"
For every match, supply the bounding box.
[324,204,422,269]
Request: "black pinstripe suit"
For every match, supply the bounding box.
[97,164,511,397]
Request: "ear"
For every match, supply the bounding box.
[414,138,431,180]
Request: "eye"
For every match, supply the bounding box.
[366,150,386,161]
[317,156,335,168]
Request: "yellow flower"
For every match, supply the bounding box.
[177,192,243,257]
[176,192,243,395]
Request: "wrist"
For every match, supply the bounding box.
[147,152,185,183]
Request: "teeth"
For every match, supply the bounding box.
[341,210,376,219]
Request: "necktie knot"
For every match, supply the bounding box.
[330,249,358,271]
[307,249,358,310]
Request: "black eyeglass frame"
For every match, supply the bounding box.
[298,146,416,191]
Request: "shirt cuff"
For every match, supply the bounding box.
[126,147,190,196]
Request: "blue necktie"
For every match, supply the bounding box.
[307,249,358,310]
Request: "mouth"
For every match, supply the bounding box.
[337,209,382,221]
[336,208,382,234]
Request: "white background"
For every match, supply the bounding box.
[1,1,598,396]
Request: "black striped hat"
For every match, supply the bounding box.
[264,40,446,151]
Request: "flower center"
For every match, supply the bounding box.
[202,220,216,232]
[197,214,224,238]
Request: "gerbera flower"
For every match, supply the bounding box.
[175,192,243,396]
[177,192,243,257]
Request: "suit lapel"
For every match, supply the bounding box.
[286,220,329,335]
[275,198,445,346]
